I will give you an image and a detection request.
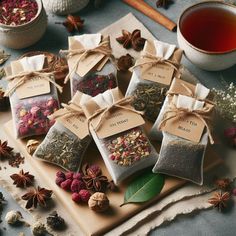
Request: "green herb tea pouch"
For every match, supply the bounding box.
[4,55,61,139]
[126,40,182,122]
[152,79,214,185]
[82,88,158,185]
[61,34,117,98]
[34,92,91,172]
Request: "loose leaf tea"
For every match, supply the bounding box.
[0,0,38,26]
[121,170,165,206]
[34,124,90,172]
[105,128,151,166]
[132,83,167,122]
[72,73,117,97]
[14,96,59,138]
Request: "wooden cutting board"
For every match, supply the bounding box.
[4,120,222,236]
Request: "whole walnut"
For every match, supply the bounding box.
[88,192,109,212]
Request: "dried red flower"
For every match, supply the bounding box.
[208,191,230,212]
[10,169,34,188]
[0,140,13,159]
[215,178,231,190]
[21,186,53,209]
[63,15,84,33]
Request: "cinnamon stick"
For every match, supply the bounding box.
[122,0,177,32]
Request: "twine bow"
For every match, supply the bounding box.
[158,102,214,144]
[4,70,63,97]
[60,39,115,84]
[50,102,84,121]
[87,96,143,132]
[131,52,179,73]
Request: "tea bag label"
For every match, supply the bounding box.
[59,114,89,140]
[161,114,205,143]
[140,60,174,86]
[91,108,145,139]
[16,77,51,99]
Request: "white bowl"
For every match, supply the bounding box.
[177,1,236,71]
[0,0,47,49]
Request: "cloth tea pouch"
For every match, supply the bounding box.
[82,87,158,184]
[126,39,183,122]
[4,55,62,139]
[34,91,91,172]
[61,34,117,98]
[152,79,215,185]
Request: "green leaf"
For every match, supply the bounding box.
[121,170,165,206]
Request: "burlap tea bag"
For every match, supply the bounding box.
[152,79,215,185]
[126,40,182,122]
[82,88,158,184]
[4,55,62,139]
[61,34,117,98]
[34,91,91,172]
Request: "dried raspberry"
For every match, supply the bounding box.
[60,179,72,191]
[73,173,83,180]
[79,189,91,203]
[55,177,65,186]
[65,171,74,180]
[72,192,81,203]
[56,171,65,179]
[71,179,86,193]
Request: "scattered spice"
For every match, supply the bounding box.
[105,128,151,166]
[82,164,109,192]
[31,221,48,236]
[72,73,117,97]
[215,178,231,190]
[131,83,167,122]
[0,140,13,159]
[21,186,53,209]
[46,211,66,230]
[0,50,10,65]
[34,128,90,172]
[116,29,146,51]
[208,191,230,212]
[107,180,118,192]
[88,192,110,212]
[8,152,25,168]
[26,139,40,155]
[15,96,59,138]
[0,0,38,26]
[156,0,173,9]
[5,210,23,225]
[57,15,84,33]
[117,54,134,71]
[10,169,34,188]
[0,87,10,111]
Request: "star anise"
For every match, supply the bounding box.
[82,164,108,192]
[208,191,230,212]
[10,169,34,188]
[116,29,146,51]
[0,140,13,159]
[117,54,134,71]
[62,15,84,33]
[156,0,173,9]
[21,186,53,209]
[215,178,231,190]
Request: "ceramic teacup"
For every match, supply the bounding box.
[177,1,236,71]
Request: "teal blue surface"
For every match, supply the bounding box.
[0,0,236,235]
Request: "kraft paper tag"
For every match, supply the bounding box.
[16,77,51,99]
[140,58,174,86]
[161,113,205,143]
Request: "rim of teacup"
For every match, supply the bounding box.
[0,0,42,28]
[178,0,236,55]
